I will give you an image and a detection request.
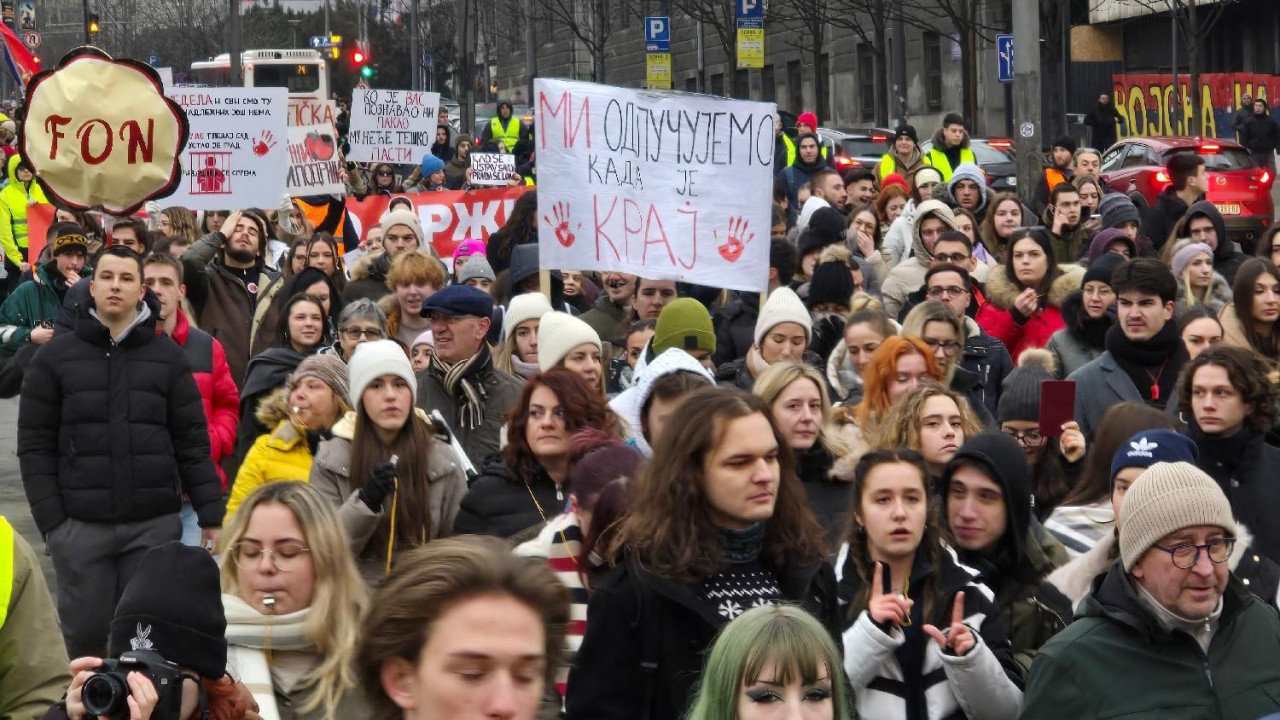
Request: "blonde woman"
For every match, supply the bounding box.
[1171,241,1232,317]
[869,381,981,480]
[754,361,851,547]
[219,481,369,720]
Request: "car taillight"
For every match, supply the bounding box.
[1155,169,1171,184]
[1261,169,1273,186]
[834,155,852,170]
[871,134,889,143]
[988,139,1013,150]
[1200,142,1220,154]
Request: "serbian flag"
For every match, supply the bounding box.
[0,25,39,91]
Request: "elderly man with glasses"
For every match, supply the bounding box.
[1022,460,1280,719]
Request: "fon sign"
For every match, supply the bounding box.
[534,79,775,293]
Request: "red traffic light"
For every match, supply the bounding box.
[353,51,365,64]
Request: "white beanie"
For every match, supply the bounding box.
[537,311,601,372]
[503,293,553,341]
[348,339,417,408]
[754,287,812,349]
[378,209,425,247]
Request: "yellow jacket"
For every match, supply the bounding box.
[225,417,315,525]
[0,155,48,266]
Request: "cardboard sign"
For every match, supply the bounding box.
[345,186,531,260]
[19,48,187,214]
[164,87,288,210]
[469,152,516,186]
[347,89,441,164]
[287,124,344,196]
[534,79,776,292]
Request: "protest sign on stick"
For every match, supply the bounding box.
[469,152,516,186]
[534,79,776,292]
[347,89,441,164]
[164,87,288,210]
[287,124,345,196]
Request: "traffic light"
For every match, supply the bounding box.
[352,50,365,64]
[352,45,373,79]
[87,13,100,35]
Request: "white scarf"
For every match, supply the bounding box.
[222,594,314,720]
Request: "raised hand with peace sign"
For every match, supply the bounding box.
[922,591,976,656]
[868,561,913,629]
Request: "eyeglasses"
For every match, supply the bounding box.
[1152,538,1236,570]
[927,285,968,298]
[932,253,971,264]
[232,541,311,572]
[922,337,962,357]
[1001,428,1045,447]
[341,327,385,341]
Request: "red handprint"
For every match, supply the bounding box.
[543,201,578,248]
[714,216,755,263]
[252,131,277,157]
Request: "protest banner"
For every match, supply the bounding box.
[469,152,516,186]
[347,89,441,163]
[287,124,345,196]
[164,86,289,210]
[533,79,776,292]
[19,47,187,214]
[289,97,338,128]
[345,186,531,260]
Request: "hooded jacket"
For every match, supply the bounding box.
[976,263,1085,359]
[881,200,959,318]
[1022,562,1280,719]
[1140,185,1198,252]
[0,259,70,353]
[224,388,316,524]
[1174,270,1232,318]
[1183,200,1245,283]
[1084,228,1137,265]
[936,162,989,221]
[779,134,830,207]
[452,453,564,540]
[1237,108,1280,156]
[942,434,1073,679]
[1045,289,1113,378]
[610,349,716,458]
[17,295,223,533]
[0,154,49,266]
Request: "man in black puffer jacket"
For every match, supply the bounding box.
[18,247,223,658]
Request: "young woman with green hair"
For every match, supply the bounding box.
[686,604,852,720]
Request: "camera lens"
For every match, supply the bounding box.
[82,672,128,715]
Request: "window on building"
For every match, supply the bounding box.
[857,44,876,121]
[923,32,942,111]
[711,72,725,96]
[686,75,698,92]
[735,68,749,98]
[762,64,776,102]
[787,60,803,115]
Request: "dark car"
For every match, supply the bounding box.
[816,127,892,175]
[1099,136,1274,248]
[918,138,1018,191]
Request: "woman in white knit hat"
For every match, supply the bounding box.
[538,310,605,396]
[493,293,552,380]
[715,286,814,391]
[309,340,468,583]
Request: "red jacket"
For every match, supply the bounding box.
[975,264,1084,361]
[168,309,239,491]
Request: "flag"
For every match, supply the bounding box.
[0,25,39,92]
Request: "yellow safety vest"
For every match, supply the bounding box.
[782,134,796,167]
[924,146,977,182]
[878,153,900,180]
[0,517,13,628]
[489,116,522,152]
[523,176,535,186]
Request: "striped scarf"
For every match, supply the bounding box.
[429,344,494,430]
[516,513,589,699]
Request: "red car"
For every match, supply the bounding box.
[1098,136,1274,247]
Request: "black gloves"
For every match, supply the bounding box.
[358,460,398,512]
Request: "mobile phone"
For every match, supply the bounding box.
[1038,380,1076,438]
[879,560,892,596]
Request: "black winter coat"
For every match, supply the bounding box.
[959,322,1012,421]
[712,293,758,367]
[1238,110,1280,156]
[1140,185,1197,251]
[452,455,564,539]
[1193,426,1280,564]
[18,297,222,534]
[566,551,840,720]
[796,445,852,550]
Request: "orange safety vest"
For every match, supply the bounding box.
[1044,167,1068,189]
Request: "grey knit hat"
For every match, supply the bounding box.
[996,349,1056,424]
[1099,192,1141,230]
[1119,461,1237,571]
[457,253,496,284]
[289,354,351,408]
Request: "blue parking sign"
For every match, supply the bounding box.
[645,16,670,53]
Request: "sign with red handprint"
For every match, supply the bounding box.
[163,87,288,210]
[534,78,775,293]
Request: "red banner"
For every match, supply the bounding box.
[345,186,533,260]
[1112,72,1280,140]
[26,201,53,262]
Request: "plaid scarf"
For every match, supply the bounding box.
[429,344,494,430]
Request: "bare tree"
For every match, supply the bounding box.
[665,0,781,99]
[773,0,832,120]
[826,0,893,125]
[533,0,639,82]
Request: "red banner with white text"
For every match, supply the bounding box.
[345,186,533,260]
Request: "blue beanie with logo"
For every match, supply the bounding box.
[1110,429,1198,483]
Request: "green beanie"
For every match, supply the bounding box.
[653,298,716,355]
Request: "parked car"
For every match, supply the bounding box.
[919,138,1018,191]
[1099,136,1274,249]
[816,127,892,175]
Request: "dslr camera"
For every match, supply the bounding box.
[82,650,185,720]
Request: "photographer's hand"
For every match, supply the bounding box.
[65,657,104,720]
[124,671,159,720]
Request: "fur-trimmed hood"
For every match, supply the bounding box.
[930,125,971,150]
[1175,272,1233,315]
[983,263,1085,312]
[349,252,388,283]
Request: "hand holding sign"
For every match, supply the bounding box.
[923,592,976,656]
[714,216,754,263]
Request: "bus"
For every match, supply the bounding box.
[190,49,333,126]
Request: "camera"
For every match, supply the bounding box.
[82,650,185,720]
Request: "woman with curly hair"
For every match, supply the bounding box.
[868,381,981,480]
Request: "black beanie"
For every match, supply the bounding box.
[1083,251,1127,287]
[996,349,1056,424]
[109,542,227,679]
[808,260,856,308]
[1051,135,1078,155]
[894,124,919,144]
[798,207,847,259]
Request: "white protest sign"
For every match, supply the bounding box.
[286,124,345,196]
[165,87,288,210]
[535,79,776,292]
[347,89,441,163]
[157,67,173,90]
[469,152,516,186]
[288,97,337,128]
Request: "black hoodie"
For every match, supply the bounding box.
[941,432,1072,677]
[1183,200,1244,283]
